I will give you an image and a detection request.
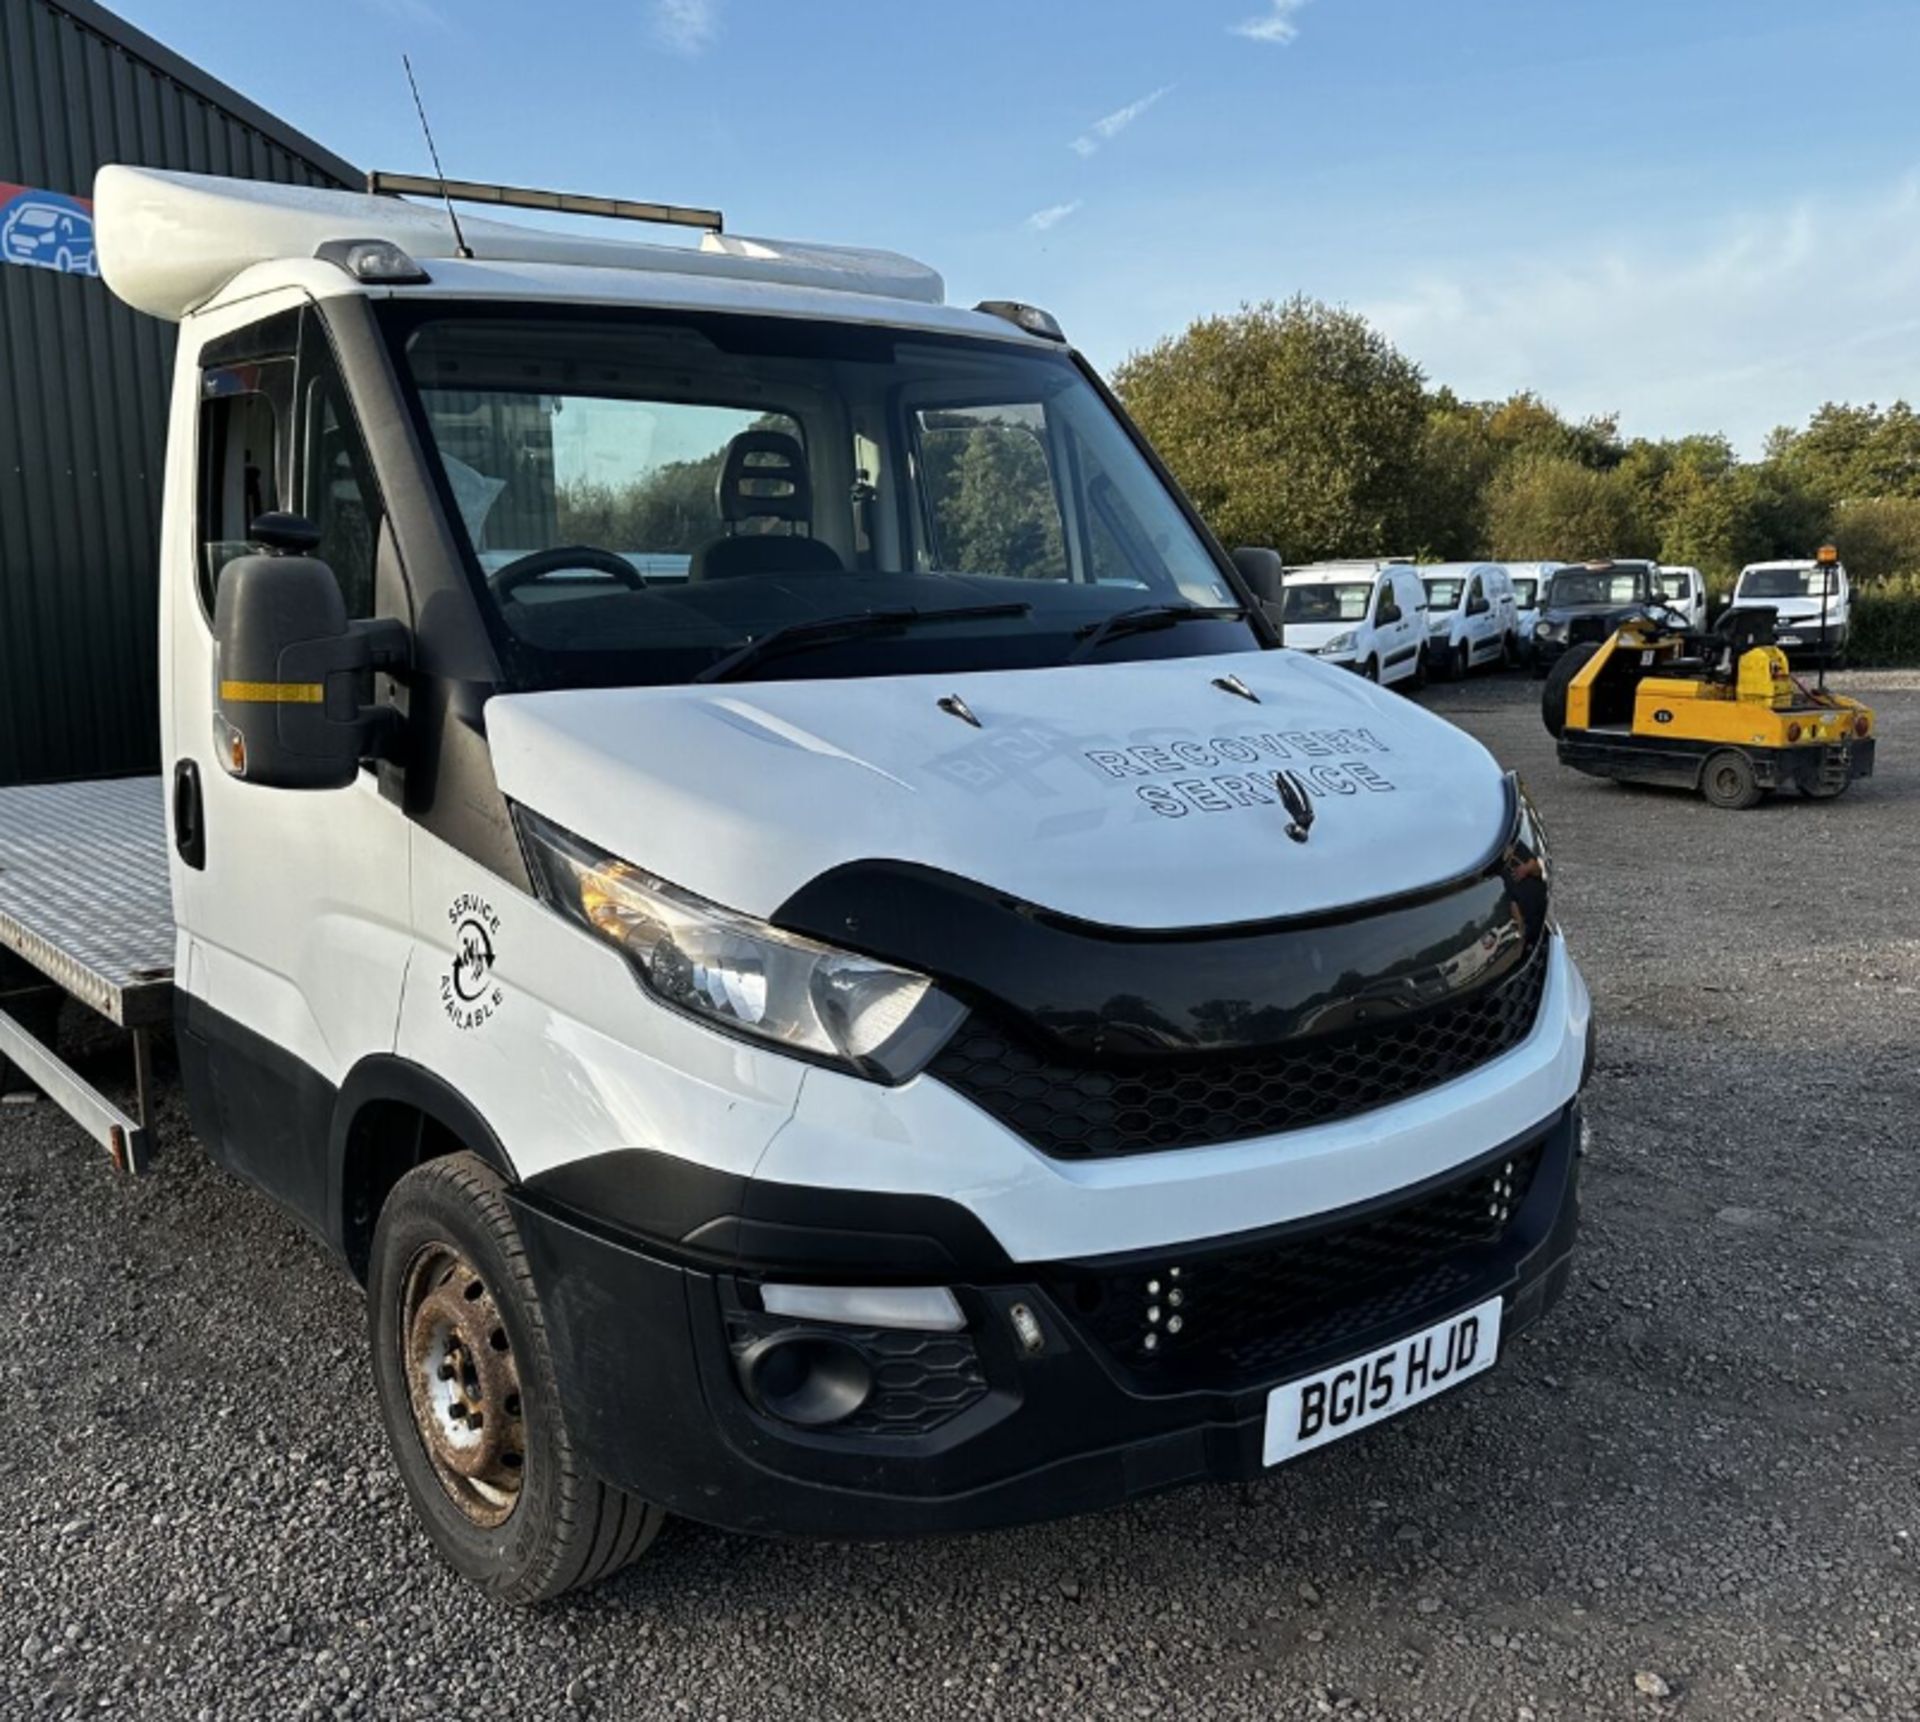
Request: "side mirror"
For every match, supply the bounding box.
[212,524,407,790]
[1231,546,1286,607]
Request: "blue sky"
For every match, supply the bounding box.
[121,0,1920,453]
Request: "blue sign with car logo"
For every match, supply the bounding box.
[0,183,98,277]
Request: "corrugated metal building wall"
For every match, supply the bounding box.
[0,0,358,785]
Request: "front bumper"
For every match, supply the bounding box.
[1771,621,1847,658]
[508,1102,1584,1540]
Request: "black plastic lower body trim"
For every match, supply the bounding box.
[510,1104,1584,1540]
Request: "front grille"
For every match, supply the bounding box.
[1055,1139,1545,1381]
[930,935,1550,1158]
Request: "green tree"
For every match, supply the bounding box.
[1113,297,1430,560]
[919,417,1067,579]
[1832,495,1920,582]
[1484,453,1654,561]
[1767,402,1920,505]
[1412,391,1501,559]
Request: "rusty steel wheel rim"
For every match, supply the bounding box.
[400,1243,526,1528]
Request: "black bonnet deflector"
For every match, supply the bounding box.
[774,778,1548,1062]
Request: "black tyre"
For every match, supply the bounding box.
[1362,656,1379,682]
[1452,642,1471,681]
[1699,748,1762,810]
[369,1153,664,1604]
[1540,643,1599,739]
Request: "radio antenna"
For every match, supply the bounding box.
[402,55,472,259]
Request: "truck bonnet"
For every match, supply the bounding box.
[484,650,1509,932]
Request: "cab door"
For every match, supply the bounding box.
[1462,573,1496,661]
[167,295,411,1229]
[1371,573,1413,684]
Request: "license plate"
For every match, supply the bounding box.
[1263,1296,1503,1466]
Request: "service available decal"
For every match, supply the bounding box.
[0,184,98,277]
[1083,727,1398,819]
[441,894,504,1031]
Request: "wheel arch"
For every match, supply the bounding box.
[331,1056,519,1283]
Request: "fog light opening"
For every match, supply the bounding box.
[738,1334,874,1428]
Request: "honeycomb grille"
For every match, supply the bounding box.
[929,935,1550,1158]
[729,1320,988,1440]
[1056,1139,1545,1380]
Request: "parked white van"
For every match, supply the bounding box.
[1505,562,1562,643]
[1277,561,1429,688]
[1422,563,1518,678]
[1733,554,1850,661]
[1655,565,1708,631]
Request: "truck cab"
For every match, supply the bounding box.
[83,165,1593,1602]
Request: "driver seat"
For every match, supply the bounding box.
[688,430,844,581]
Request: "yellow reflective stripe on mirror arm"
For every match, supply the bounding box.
[219,680,325,704]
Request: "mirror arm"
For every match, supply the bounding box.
[354,617,412,677]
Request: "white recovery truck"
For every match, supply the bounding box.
[0,166,1594,1603]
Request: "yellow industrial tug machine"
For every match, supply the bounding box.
[1542,550,1876,809]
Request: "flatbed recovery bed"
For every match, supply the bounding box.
[0,776,173,1172]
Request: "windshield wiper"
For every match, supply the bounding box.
[693,602,1033,684]
[1069,603,1246,663]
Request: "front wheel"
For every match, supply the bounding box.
[1540,643,1599,739]
[1700,748,1763,810]
[368,1153,664,1604]
[1362,656,1379,683]
[1452,642,1471,681]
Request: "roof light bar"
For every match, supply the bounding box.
[367,171,723,234]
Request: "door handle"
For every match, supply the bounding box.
[172,760,206,870]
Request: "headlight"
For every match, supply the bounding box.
[1533,620,1556,639]
[1321,630,1356,654]
[517,810,965,1082]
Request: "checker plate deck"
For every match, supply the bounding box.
[0,777,174,1026]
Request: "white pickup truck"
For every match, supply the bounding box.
[0,166,1593,1603]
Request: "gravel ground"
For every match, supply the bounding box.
[3,669,1917,1721]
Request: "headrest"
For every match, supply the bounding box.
[717,430,812,526]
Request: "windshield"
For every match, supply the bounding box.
[1423,578,1464,611]
[389,308,1251,688]
[1281,581,1373,622]
[1546,569,1651,607]
[1511,577,1538,606]
[1739,567,1835,599]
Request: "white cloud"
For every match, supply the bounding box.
[1229,0,1310,45]
[1070,86,1172,158]
[1025,200,1083,233]
[652,0,718,55]
[1362,173,1920,454]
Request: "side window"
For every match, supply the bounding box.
[198,363,291,614]
[914,403,1068,581]
[1376,579,1402,624]
[294,319,383,619]
[197,312,384,621]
